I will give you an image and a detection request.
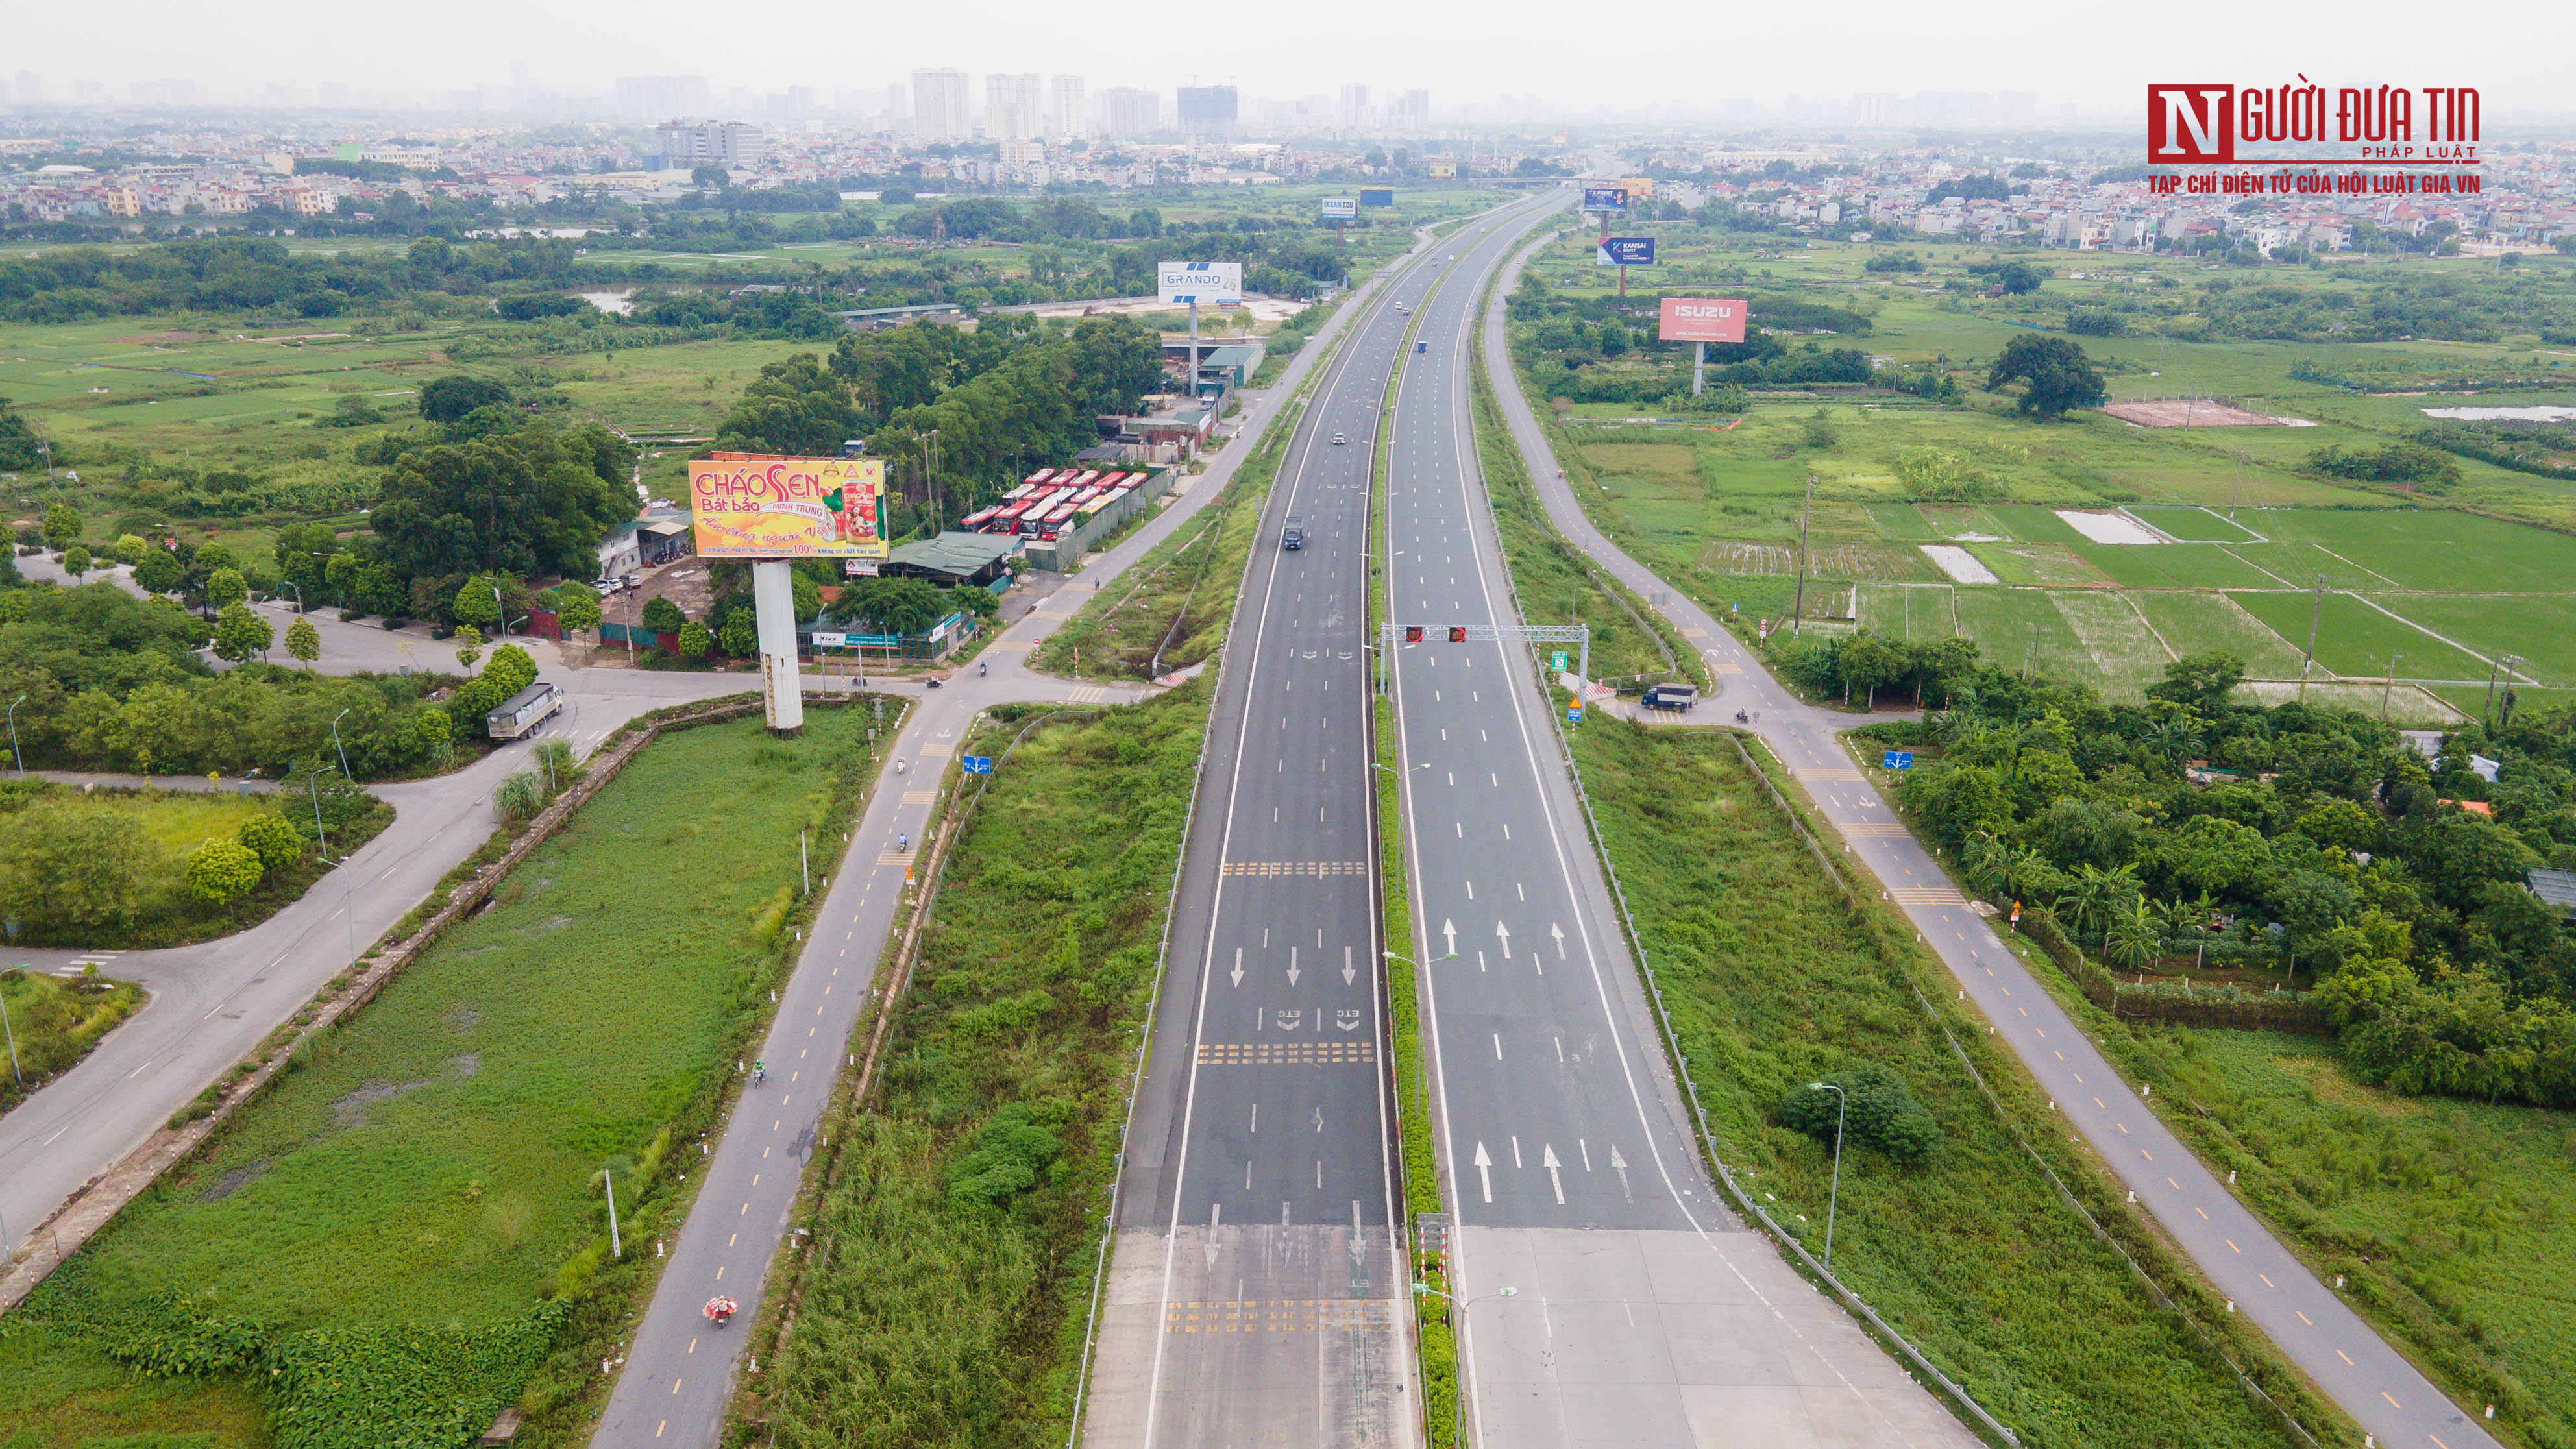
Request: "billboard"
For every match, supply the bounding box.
[1597,237,1656,266]
[1158,260,1242,304]
[689,454,889,559]
[1321,197,1357,219]
[1657,297,1748,344]
[1427,160,1456,178]
[1580,184,1628,213]
[1358,187,1395,208]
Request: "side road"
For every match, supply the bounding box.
[585,209,1464,1449]
[1477,232,2499,1449]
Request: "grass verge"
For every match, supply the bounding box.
[8,705,879,1449]
[1582,719,2353,1448]
[742,688,1205,1447]
[0,969,144,1115]
[0,779,393,951]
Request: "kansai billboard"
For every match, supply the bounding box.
[1657,297,1747,344]
[689,454,889,559]
[1597,237,1655,266]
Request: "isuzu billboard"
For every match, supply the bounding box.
[1657,297,1748,344]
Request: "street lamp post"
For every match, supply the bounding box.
[7,694,23,777]
[1808,1081,1848,1274]
[1412,1282,1517,1448]
[330,708,352,782]
[306,764,336,863]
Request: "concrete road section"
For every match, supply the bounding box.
[1477,228,2501,1449]
[589,210,1469,1449]
[1375,193,1980,1449]
[1080,198,1560,1449]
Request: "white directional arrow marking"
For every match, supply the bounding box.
[1609,1145,1632,1202]
[1336,1010,1362,1032]
[1207,1204,1223,1266]
[1286,946,1300,986]
[1550,923,1566,959]
[1495,921,1512,960]
[1542,1144,1565,1205]
[1230,947,1244,989]
[1473,1141,1494,1203]
[1343,945,1356,986]
[1441,919,1457,956]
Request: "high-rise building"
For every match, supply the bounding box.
[11,71,38,105]
[1392,88,1429,132]
[1176,84,1237,140]
[912,67,970,143]
[656,119,764,169]
[613,75,711,123]
[885,83,908,120]
[1049,75,1086,141]
[1337,83,1371,132]
[985,73,1042,140]
[1098,86,1157,137]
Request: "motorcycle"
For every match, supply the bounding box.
[979,661,987,677]
[1734,709,1750,723]
[705,1296,738,1328]
[926,675,942,688]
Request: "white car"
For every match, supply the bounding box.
[1332,432,1347,445]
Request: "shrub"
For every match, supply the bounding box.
[2305,440,2461,490]
[1776,1064,1943,1163]
[493,771,544,823]
[2065,306,2128,337]
[238,811,306,871]
[944,1104,1062,1204]
[184,838,265,908]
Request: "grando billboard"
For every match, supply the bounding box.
[1581,184,1628,213]
[1321,197,1357,219]
[1358,187,1395,208]
[689,454,889,559]
[1597,236,1656,266]
[1158,260,1243,304]
[1657,297,1748,344]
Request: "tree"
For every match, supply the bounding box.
[1777,1065,1941,1163]
[717,608,758,657]
[495,770,546,823]
[237,811,304,871]
[1984,334,2107,418]
[132,547,182,594]
[556,590,602,635]
[713,353,860,457]
[116,534,149,566]
[1995,261,2042,294]
[452,578,503,631]
[678,620,712,659]
[0,804,151,931]
[2143,651,2246,714]
[42,501,82,552]
[691,164,731,189]
[372,423,632,580]
[212,602,274,663]
[186,838,265,910]
[419,376,514,424]
[0,395,45,470]
[62,545,90,578]
[641,595,687,634]
[205,566,249,611]
[1799,407,1841,451]
[284,615,321,668]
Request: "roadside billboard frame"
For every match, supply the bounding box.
[689,454,889,559]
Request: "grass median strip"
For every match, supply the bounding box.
[0,969,145,1116]
[744,688,1205,1448]
[5,705,873,1449]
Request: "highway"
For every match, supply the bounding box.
[1373,199,1979,1448]
[1475,228,2503,1449]
[585,212,1455,1449]
[1077,197,1573,1448]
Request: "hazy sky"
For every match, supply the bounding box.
[20,0,2573,118]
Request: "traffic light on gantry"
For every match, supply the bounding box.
[1405,626,1423,643]
[1449,626,1467,642]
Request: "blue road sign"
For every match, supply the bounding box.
[1882,750,1914,770]
[1568,707,1584,724]
[962,755,994,775]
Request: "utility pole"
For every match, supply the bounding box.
[2483,653,2519,725]
[2380,651,2401,722]
[2298,572,2328,702]
[1789,472,1814,634]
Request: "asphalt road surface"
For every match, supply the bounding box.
[585,212,1453,1449]
[1077,199,1567,1449]
[1477,229,2501,1449]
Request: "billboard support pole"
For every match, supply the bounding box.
[1188,299,1199,399]
[1693,341,1705,397]
[753,559,805,735]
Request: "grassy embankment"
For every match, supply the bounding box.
[0,969,145,1115]
[1574,720,2342,1448]
[0,779,393,950]
[5,705,875,1449]
[744,689,1205,1446]
[2091,1021,2576,1447]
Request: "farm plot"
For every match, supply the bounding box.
[2259,509,2576,594]
[1953,588,2102,685]
[1963,542,2112,588]
[2067,543,2282,591]
[1856,584,1959,640]
[2227,591,2495,683]
[2050,592,2177,698]
[2129,592,2312,677]
[1983,504,2099,546]
[2377,593,2576,689]
[2128,505,2267,543]
[1863,502,1943,541]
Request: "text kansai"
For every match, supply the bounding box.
[694,463,833,500]
[2237,84,2478,143]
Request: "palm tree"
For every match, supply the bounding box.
[2056,862,2142,942]
[2105,904,2161,973]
